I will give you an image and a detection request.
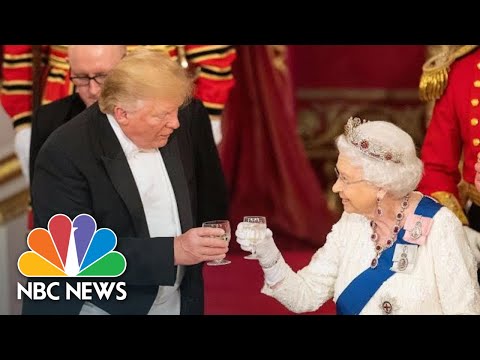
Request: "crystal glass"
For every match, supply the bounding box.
[203,220,231,266]
[242,216,267,260]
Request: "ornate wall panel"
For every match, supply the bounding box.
[290,46,428,214]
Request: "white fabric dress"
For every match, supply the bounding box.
[261,206,480,315]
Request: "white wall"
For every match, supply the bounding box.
[0,213,27,314]
[0,105,29,315]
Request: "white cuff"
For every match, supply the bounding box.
[263,256,287,286]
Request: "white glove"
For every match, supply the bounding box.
[14,126,31,184]
[463,226,480,266]
[210,118,223,146]
[235,223,278,266]
[236,222,286,286]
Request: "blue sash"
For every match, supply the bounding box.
[336,196,442,315]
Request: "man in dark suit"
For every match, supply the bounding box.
[29,45,126,184]
[26,49,229,315]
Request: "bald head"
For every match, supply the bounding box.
[68,45,126,68]
[68,45,126,107]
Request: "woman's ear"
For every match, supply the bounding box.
[376,188,387,201]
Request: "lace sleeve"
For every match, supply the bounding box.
[260,213,350,313]
[430,208,480,314]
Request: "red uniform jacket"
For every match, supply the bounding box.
[1,45,236,130]
[418,47,480,224]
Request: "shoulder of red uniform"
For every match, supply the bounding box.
[419,45,479,102]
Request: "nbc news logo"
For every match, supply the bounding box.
[17,214,127,301]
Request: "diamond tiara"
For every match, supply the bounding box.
[344,117,402,164]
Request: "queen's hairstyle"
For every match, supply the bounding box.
[336,119,423,198]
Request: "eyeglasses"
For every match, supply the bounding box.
[70,74,108,87]
[334,166,367,186]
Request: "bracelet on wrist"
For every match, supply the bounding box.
[262,251,281,269]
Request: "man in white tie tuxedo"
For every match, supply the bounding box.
[26,48,229,315]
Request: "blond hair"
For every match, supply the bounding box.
[98,48,193,114]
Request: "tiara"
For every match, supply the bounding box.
[344,117,402,164]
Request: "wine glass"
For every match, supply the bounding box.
[203,220,231,266]
[242,216,267,260]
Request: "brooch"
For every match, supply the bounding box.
[379,294,398,315]
[403,214,433,245]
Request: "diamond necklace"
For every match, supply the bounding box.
[369,194,409,269]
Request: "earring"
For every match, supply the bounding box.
[376,197,383,216]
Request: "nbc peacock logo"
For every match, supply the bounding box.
[17,214,127,301]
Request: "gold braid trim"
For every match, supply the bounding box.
[431,191,469,225]
[464,182,480,208]
[419,45,478,102]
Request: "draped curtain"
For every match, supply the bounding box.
[220,45,335,249]
[290,45,427,214]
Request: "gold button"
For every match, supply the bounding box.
[477,62,480,70]
[473,138,480,146]
[472,118,479,126]
[475,80,480,87]
[472,99,480,107]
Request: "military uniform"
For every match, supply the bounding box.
[1,45,236,131]
[418,45,480,226]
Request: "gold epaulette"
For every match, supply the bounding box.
[463,181,480,209]
[419,45,479,102]
[431,191,469,225]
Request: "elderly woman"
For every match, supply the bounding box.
[236,117,480,315]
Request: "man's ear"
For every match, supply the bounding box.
[113,106,128,125]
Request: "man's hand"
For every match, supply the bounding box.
[475,160,480,192]
[174,227,229,265]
